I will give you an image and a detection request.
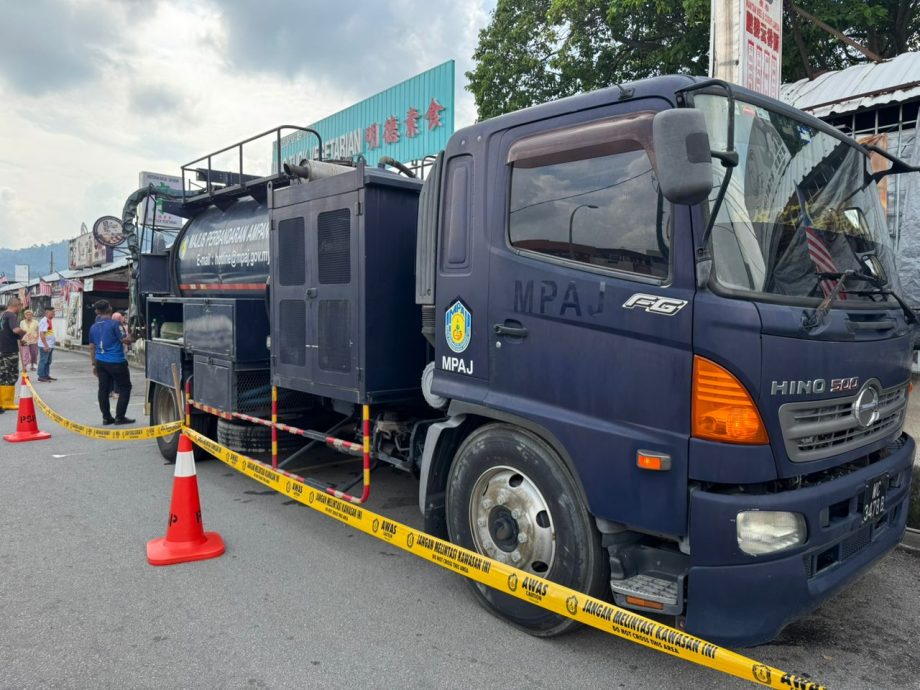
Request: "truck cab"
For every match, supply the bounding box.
[417,75,916,645]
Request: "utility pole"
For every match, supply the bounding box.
[710,0,742,84]
[710,0,783,98]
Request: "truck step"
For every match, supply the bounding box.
[610,573,678,605]
[606,542,687,616]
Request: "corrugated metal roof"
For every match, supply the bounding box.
[781,52,920,118]
[70,257,130,279]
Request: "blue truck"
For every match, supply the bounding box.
[132,76,918,646]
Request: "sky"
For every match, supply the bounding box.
[0,0,495,249]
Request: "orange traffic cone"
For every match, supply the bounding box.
[146,433,225,566]
[3,374,51,443]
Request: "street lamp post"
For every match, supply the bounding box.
[568,204,598,260]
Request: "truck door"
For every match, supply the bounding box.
[271,204,315,388]
[486,107,695,536]
[308,191,360,394]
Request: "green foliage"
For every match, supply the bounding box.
[467,0,920,120]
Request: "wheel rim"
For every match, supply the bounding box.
[469,465,556,574]
[156,389,179,445]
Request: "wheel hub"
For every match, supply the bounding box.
[469,466,555,573]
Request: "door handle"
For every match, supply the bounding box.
[493,322,528,338]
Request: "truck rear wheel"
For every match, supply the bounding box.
[445,423,608,637]
[151,383,216,462]
[152,383,180,461]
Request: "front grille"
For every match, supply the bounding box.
[778,382,907,462]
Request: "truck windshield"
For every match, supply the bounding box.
[693,94,899,304]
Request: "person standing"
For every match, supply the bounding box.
[88,300,134,425]
[18,309,39,372]
[0,297,26,413]
[37,307,57,382]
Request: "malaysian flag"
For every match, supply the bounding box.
[38,281,52,297]
[797,187,846,300]
[0,272,7,284]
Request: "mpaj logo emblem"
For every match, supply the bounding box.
[445,299,472,353]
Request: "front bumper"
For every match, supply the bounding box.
[684,433,914,647]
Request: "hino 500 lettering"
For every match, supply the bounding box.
[130,76,918,646]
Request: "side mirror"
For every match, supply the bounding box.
[652,109,714,205]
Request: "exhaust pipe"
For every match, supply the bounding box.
[283,159,352,180]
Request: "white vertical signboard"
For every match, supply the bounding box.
[138,171,186,229]
[739,0,782,98]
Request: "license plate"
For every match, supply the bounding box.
[861,475,889,524]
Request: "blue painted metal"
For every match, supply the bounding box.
[426,75,916,645]
[276,61,455,167]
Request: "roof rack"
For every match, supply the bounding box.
[179,125,322,212]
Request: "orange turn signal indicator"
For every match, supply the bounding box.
[692,356,769,445]
[637,451,671,471]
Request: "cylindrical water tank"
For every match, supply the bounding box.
[173,198,270,297]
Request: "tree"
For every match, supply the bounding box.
[467,0,920,120]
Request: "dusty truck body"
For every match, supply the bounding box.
[133,75,918,646]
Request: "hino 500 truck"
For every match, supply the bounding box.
[131,76,918,646]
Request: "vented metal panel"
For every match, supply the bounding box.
[318,299,351,372]
[278,299,306,366]
[317,209,351,285]
[278,217,305,286]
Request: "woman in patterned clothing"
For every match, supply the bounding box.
[18,309,39,372]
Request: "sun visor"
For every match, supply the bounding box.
[507,111,657,169]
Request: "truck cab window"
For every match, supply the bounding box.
[508,135,670,280]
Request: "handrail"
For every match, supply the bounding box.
[180,125,323,201]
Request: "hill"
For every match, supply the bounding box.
[0,242,70,283]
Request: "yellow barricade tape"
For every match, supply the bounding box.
[25,378,182,441]
[184,426,827,690]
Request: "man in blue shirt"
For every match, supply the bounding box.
[88,300,134,425]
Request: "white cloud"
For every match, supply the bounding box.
[0,0,495,249]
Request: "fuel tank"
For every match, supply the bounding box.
[173,198,269,297]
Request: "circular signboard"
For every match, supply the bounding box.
[92,215,125,247]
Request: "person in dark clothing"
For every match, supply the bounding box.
[0,297,25,413]
[88,300,134,425]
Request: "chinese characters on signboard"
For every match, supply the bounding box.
[276,60,455,168]
[741,0,782,99]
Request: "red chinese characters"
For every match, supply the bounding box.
[365,123,380,150]
[405,107,420,138]
[384,115,400,144]
[426,98,445,131]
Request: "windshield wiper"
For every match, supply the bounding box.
[804,270,918,330]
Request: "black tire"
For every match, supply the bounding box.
[151,383,216,462]
[216,417,304,455]
[445,423,608,637]
[152,383,180,461]
[188,412,218,462]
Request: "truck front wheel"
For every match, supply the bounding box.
[445,423,608,637]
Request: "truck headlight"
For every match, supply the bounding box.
[736,511,806,555]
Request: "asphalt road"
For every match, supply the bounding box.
[1,350,918,689]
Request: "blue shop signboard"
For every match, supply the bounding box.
[276,60,454,167]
